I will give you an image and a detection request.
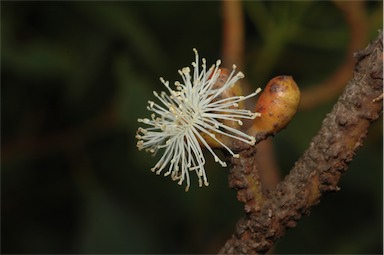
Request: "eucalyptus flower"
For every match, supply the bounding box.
[136,49,261,191]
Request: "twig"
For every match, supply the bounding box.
[221,0,281,196]
[220,31,383,254]
[299,1,369,110]
[221,0,245,69]
[2,102,118,164]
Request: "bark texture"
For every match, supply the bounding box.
[220,31,383,254]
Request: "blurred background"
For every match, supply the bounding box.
[1,1,383,254]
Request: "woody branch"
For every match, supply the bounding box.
[220,31,383,254]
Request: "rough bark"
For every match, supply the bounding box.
[220,31,383,254]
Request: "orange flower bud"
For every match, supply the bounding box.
[212,68,245,109]
[200,67,260,149]
[249,76,300,135]
[200,68,244,148]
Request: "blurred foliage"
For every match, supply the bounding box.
[1,1,382,254]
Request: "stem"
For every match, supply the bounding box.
[220,31,383,254]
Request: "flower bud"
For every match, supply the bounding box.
[249,76,300,135]
[200,68,247,148]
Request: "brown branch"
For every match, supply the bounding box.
[219,31,383,254]
[2,101,118,163]
[221,0,282,197]
[221,0,245,69]
[254,138,281,192]
[299,0,369,110]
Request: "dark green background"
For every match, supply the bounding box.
[2,1,382,254]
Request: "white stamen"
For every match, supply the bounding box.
[136,49,261,191]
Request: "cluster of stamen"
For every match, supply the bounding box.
[136,48,261,191]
